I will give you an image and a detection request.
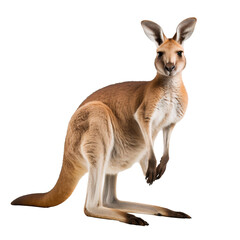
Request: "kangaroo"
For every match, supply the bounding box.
[11,18,197,226]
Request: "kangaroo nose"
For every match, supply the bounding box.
[165,63,175,72]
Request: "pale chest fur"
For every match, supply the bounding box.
[151,89,185,134]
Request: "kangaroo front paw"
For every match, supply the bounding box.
[145,158,156,185]
[156,154,169,179]
[156,162,167,180]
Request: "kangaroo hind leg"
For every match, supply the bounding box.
[103,174,191,218]
[81,102,148,225]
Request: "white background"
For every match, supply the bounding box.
[1,0,240,239]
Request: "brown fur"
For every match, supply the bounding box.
[11,18,196,226]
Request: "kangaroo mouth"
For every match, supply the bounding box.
[164,69,176,76]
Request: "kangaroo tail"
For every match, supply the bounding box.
[11,155,87,208]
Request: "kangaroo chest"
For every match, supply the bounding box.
[151,90,184,132]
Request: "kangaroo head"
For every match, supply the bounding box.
[141,18,197,77]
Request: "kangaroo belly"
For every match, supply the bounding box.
[106,144,147,174]
[105,124,146,174]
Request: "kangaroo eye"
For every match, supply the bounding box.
[177,51,183,57]
[157,51,164,58]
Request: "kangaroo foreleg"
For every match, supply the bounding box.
[134,106,157,185]
[156,124,175,179]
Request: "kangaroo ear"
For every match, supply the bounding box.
[173,18,197,45]
[141,20,166,47]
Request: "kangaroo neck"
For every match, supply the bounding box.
[151,72,183,89]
